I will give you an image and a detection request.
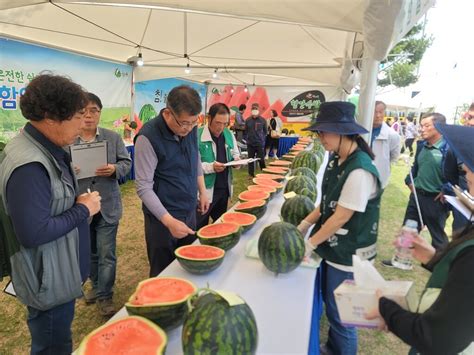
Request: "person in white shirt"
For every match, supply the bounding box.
[371,101,401,188]
[265,109,283,159]
[402,116,418,156]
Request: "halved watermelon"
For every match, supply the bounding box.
[126,277,197,330]
[255,173,285,182]
[290,146,305,152]
[77,316,167,355]
[269,160,292,167]
[239,190,270,202]
[253,178,284,191]
[197,222,241,251]
[234,200,267,219]
[247,184,277,197]
[222,212,257,233]
[262,167,289,175]
[175,245,225,274]
[281,154,296,161]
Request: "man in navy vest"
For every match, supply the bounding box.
[135,86,210,277]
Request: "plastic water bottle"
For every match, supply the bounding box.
[391,219,418,270]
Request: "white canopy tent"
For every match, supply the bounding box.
[0,0,435,132]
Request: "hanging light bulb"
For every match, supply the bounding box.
[244,86,248,93]
[230,86,235,94]
[212,68,218,78]
[136,52,144,66]
[185,63,191,74]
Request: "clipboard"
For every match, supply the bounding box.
[3,280,16,298]
[70,141,108,179]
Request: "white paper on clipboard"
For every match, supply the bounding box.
[70,141,108,179]
[223,158,260,167]
[3,280,16,297]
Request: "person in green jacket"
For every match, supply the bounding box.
[197,103,240,228]
[298,101,382,355]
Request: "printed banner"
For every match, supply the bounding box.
[134,78,207,126]
[0,37,132,142]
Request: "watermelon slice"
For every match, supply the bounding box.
[261,99,285,121]
[221,212,257,233]
[247,184,277,195]
[234,200,267,219]
[197,223,241,251]
[238,190,270,202]
[281,154,296,161]
[77,316,167,355]
[269,160,292,167]
[253,178,284,190]
[255,173,285,182]
[243,87,270,118]
[175,245,225,274]
[262,167,289,175]
[126,277,197,330]
[228,86,250,111]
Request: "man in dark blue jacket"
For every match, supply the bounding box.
[245,103,267,177]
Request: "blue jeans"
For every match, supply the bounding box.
[322,261,357,355]
[90,213,118,300]
[27,300,75,355]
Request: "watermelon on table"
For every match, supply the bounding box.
[175,245,225,274]
[255,173,285,182]
[239,190,271,203]
[258,222,305,274]
[125,277,197,330]
[77,316,167,355]
[290,146,305,152]
[284,175,317,202]
[262,167,289,175]
[222,212,257,233]
[247,184,277,198]
[291,167,318,185]
[269,160,292,167]
[234,200,267,219]
[281,195,314,226]
[252,178,284,193]
[292,151,321,172]
[197,222,241,251]
[182,290,258,354]
[281,154,296,161]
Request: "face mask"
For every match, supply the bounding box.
[251,109,259,116]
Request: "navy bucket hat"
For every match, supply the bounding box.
[302,101,368,135]
[436,124,474,172]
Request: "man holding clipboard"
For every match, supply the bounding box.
[71,93,131,317]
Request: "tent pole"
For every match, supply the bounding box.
[357,57,379,143]
[130,66,136,123]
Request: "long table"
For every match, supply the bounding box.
[109,149,328,355]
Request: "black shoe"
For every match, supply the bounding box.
[83,289,98,304]
[381,259,394,268]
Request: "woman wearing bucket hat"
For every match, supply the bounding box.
[366,124,474,355]
[297,101,382,354]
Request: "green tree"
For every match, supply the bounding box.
[378,23,432,88]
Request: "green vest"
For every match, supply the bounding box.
[198,127,235,189]
[315,150,382,266]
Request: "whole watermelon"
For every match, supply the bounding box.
[281,195,314,226]
[182,291,258,354]
[139,104,157,124]
[291,151,321,173]
[290,167,317,185]
[258,222,305,274]
[284,175,317,202]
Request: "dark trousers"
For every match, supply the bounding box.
[247,144,266,176]
[404,192,449,250]
[402,138,415,156]
[197,189,229,229]
[27,299,75,355]
[144,210,196,277]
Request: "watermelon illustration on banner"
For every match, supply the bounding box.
[228,85,250,112]
[207,88,222,108]
[243,87,270,118]
[262,99,285,121]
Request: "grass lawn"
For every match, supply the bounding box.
[0,158,449,354]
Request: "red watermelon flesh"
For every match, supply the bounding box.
[253,178,284,189]
[228,86,250,110]
[243,87,270,118]
[255,173,285,181]
[239,190,270,201]
[235,200,266,210]
[129,278,196,306]
[247,185,277,194]
[269,160,292,167]
[262,99,285,121]
[222,212,257,226]
[175,245,224,260]
[262,167,289,174]
[199,223,240,238]
[78,316,167,355]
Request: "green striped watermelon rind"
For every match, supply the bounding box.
[77,316,168,355]
[125,277,197,330]
[284,175,317,202]
[280,194,315,226]
[290,167,318,185]
[262,167,289,176]
[197,223,242,251]
[291,151,321,172]
[234,199,267,219]
[175,245,226,275]
[182,291,258,354]
[255,173,285,182]
[252,178,284,191]
[257,222,305,274]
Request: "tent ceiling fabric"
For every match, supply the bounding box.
[0,0,434,88]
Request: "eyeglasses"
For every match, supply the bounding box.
[85,108,101,115]
[168,109,198,128]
